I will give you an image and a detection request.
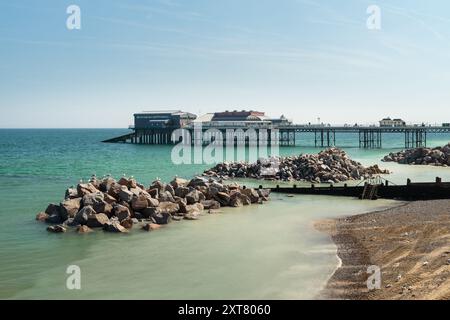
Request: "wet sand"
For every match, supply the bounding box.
[316,200,450,300]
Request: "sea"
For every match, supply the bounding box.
[0,129,449,299]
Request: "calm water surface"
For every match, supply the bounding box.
[0,129,449,299]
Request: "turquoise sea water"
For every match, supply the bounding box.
[0,129,449,299]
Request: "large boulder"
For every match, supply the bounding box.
[74,206,96,225]
[99,177,116,192]
[201,200,220,210]
[214,192,231,206]
[230,196,243,207]
[82,192,104,207]
[174,186,190,198]
[241,188,259,203]
[47,225,67,233]
[86,213,110,228]
[141,207,158,218]
[149,180,165,192]
[118,177,130,186]
[128,178,137,189]
[164,184,175,196]
[60,198,82,221]
[120,218,134,229]
[185,203,204,215]
[103,221,129,233]
[107,183,122,200]
[77,183,99,197]
[158,190,175,203]
[151,212,172,225]
[119,186,133,203]
[170,177,188,189]
[147,197,160,207]
[257,189,271,200]
[113,204,131,222]
[188,176,209,188]
[147,188,159,198]
[93,200,113,216]
[45,203,61,217]
[103,193,117,205]
[62,218,79,227]
[45,214,62,224]
[229,190,251,206]
[186,189,205,204]
[131,194,149,211]
[65,187,79,199]
[158,202,180,215]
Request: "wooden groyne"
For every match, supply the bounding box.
[267,177,450,201]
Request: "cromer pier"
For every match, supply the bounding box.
[103,110,450,149]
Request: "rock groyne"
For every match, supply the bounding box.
[382,143,450,166]
[204,148,389,183]
[37,176,270,234]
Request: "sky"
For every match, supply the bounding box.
[1,0,450,128]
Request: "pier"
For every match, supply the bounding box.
[267,177,450,201]
[103,110,450,148]
[104,125,450,149]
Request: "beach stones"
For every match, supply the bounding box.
[158,202,179,215]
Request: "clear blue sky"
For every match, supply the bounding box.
[1,0,450,128]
